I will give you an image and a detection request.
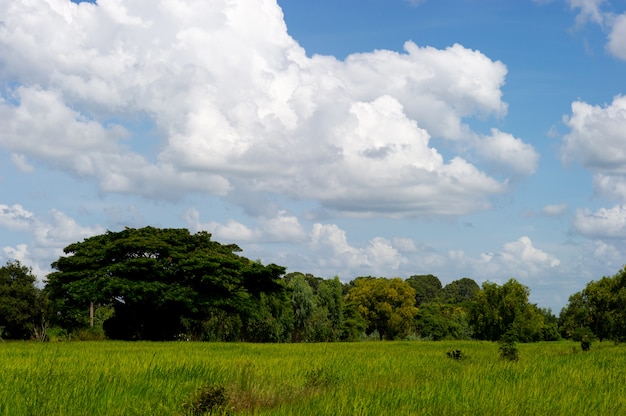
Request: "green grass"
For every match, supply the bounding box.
[0,340,625,415]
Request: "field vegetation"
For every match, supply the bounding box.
[1,340,625,415]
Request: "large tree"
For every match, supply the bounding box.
[346,277,417,340]
[45,227,285,340]
[406,274,443,306]
[560,267,626,342]
[443,278,480,304]
[0,260,43,340]
[469,278,544,342]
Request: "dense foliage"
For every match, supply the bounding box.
[0,260,45,339]
[469,279,546,342]
[45,227,286,340]
[1,226,622,342]
[559,266,626,342]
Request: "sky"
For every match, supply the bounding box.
[1,0,626,313]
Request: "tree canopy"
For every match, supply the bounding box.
[469,278,545,342]
[443,278,480,304]
[0,225,615,343]
[559,267,626,342]
[406,274,443,306]
[345,277,418,340]
[0,260,44,340]
[45,227,285,340]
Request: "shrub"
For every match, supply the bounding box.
[446,349,463,360]
[182,384,230,415]
[499,330,519,361]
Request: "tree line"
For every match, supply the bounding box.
[0,226,621,343]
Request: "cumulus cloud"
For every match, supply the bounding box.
[476,129,540,176]
[310,223,407,275]
[562,95,626,172]
[573,204,626,238]
[592,174,626,201]
[0,203,105,280]
[447,236,560,281]
[0,203,35,231]
[501,236,561,269]
[0,0,530,218]
[561,95,626,202]
[184,207,306,243]
[591,240,622,266]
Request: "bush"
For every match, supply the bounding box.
[498,330,519,361]
[182,384,230,415]
[446,349,463,360]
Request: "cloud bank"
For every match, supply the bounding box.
[0,0,534,219]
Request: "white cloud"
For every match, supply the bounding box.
[448,236,560,281]
[592,174,626,201]
[501,236,561,269]
[308,223,409,275]
[0,203,35,231]
[562,0,626,60]
[573,204,626,238]
[365,237,407,271]
[258,211,308,242]
[0,203,104,280]
[477,129,540,176]
[568,0,606,26]
[0,87,232,199]
[10,153,35,173]
[561,95,626,206]
[392,237,418,253]
[0,0,527,218]
[541,203,569,216]
[562,95,626,173]
[184,208,260,243]
[591,240,622,266]
[607,13,626,60]
[184,207,306,243]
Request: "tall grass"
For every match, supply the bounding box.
[0,340,624,415]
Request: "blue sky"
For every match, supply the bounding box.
[1,0,626,312]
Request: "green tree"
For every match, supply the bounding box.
[287,273,314,342]
[45,227,285,340]
[242,289,293,343]
[0,260,42,340]
[415,303,471,340]
[443,278,480,304]
[307,276,345,342]
[560,267,626,342]
[539,307,561,341]
[559,292,591,339]
[346,277,417,340]
[469,278,544,342]
[406,274,443,306]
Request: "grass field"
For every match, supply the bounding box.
[1,340,625,415]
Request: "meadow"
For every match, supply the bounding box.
[1,340,625,415]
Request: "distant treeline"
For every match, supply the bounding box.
[0,226,621,343]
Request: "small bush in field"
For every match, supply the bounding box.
[581,336,591,351]
[182,384,230,415]
[446,349,463,360]
[499,331,519,361]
